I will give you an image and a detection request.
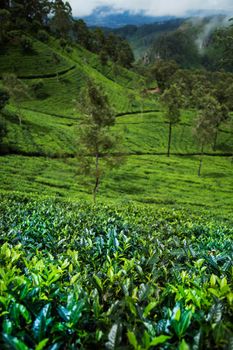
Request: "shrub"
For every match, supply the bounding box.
[0,114,7,150]
[59,38,67,50]
[0,89,9,111]
[66,46,73,54]
[37,29,49,43]
[31,80,49,100]
[20,35,34,54]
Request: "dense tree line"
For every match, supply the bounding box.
[149,18,233,72]
[0,0,134,68]
[73,20,134,68]
[152,59,232,171]
[152,60,233,110]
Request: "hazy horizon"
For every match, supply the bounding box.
[67,0,233,17]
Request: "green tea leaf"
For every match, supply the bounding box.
[150,335,171,346]
[106,324,119,350]
[179,339,190,350]
[143,301,157,318]
[3,334,29,350]
[33,304,51,341]
[35,338,49,350]
[57,305,70,322]
[93,274,103,291]
[127,331,138,349]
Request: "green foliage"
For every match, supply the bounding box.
[76,81,125,202]
[37,30,49,43]
[31,80,48,100]
[152,60,179,91]
[152,29,200,68]
[20,35,34,54]
[161,83,183,156]
[193,95,222,149]
[0,9,11,43]
[50,0,73,39]
[0,114,7,149]
[0,89,9,111]
[0,197,232,349]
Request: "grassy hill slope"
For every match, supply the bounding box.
[0,35,232,216]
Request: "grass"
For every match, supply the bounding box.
[2,107,232,158]
[0,154,232,217]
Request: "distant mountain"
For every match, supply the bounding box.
[186,9,231,17]
[79,6,175,28]
[103,18,185,60]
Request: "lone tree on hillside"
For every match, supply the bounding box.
[193,95,222,176]
[76,81,125,203]
[0,88,9,151]
[2,74,30,125]
[212,104,229,151]
[160,83,183,157]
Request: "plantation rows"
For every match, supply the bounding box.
[0,196,232,349]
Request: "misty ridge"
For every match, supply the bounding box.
[192,15,232,51]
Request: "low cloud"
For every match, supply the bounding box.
[68,0,233,17]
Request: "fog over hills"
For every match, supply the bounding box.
[79,6,175,28]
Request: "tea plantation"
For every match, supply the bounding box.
[0,24,233,350]
[0,196,232,349]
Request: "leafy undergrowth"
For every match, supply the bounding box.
[0,196,232,349]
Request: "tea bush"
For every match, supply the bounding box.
[0,196,232,349]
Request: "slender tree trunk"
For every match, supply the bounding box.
[198,144,204,177]
[93,153,99,204]
[167,122,172,157]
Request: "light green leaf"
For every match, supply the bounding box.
[35,338,49,350]
[150,335,171,346]
[93,274,103,291]
[210,274,217,287]
[173,306,181,322]
[143,301,157,318]
[220,277,227,290]
[179,339,190,350]
[127,331,138,349]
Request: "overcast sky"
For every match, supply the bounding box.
[67,0,233,17]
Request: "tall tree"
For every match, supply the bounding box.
[6,0,51,29]
[212,104,229,151]
[76,81,124,203]
[0,88,9,153]
[50,0,72,38]
[73,19,91,50]
[193,95,221,176]
[152,60,179,92]
[0,9,11,43]
[161,83,183,157]
[2,74,30,125]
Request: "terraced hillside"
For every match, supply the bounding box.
[0,6,232,350]
[0,35,233,216]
